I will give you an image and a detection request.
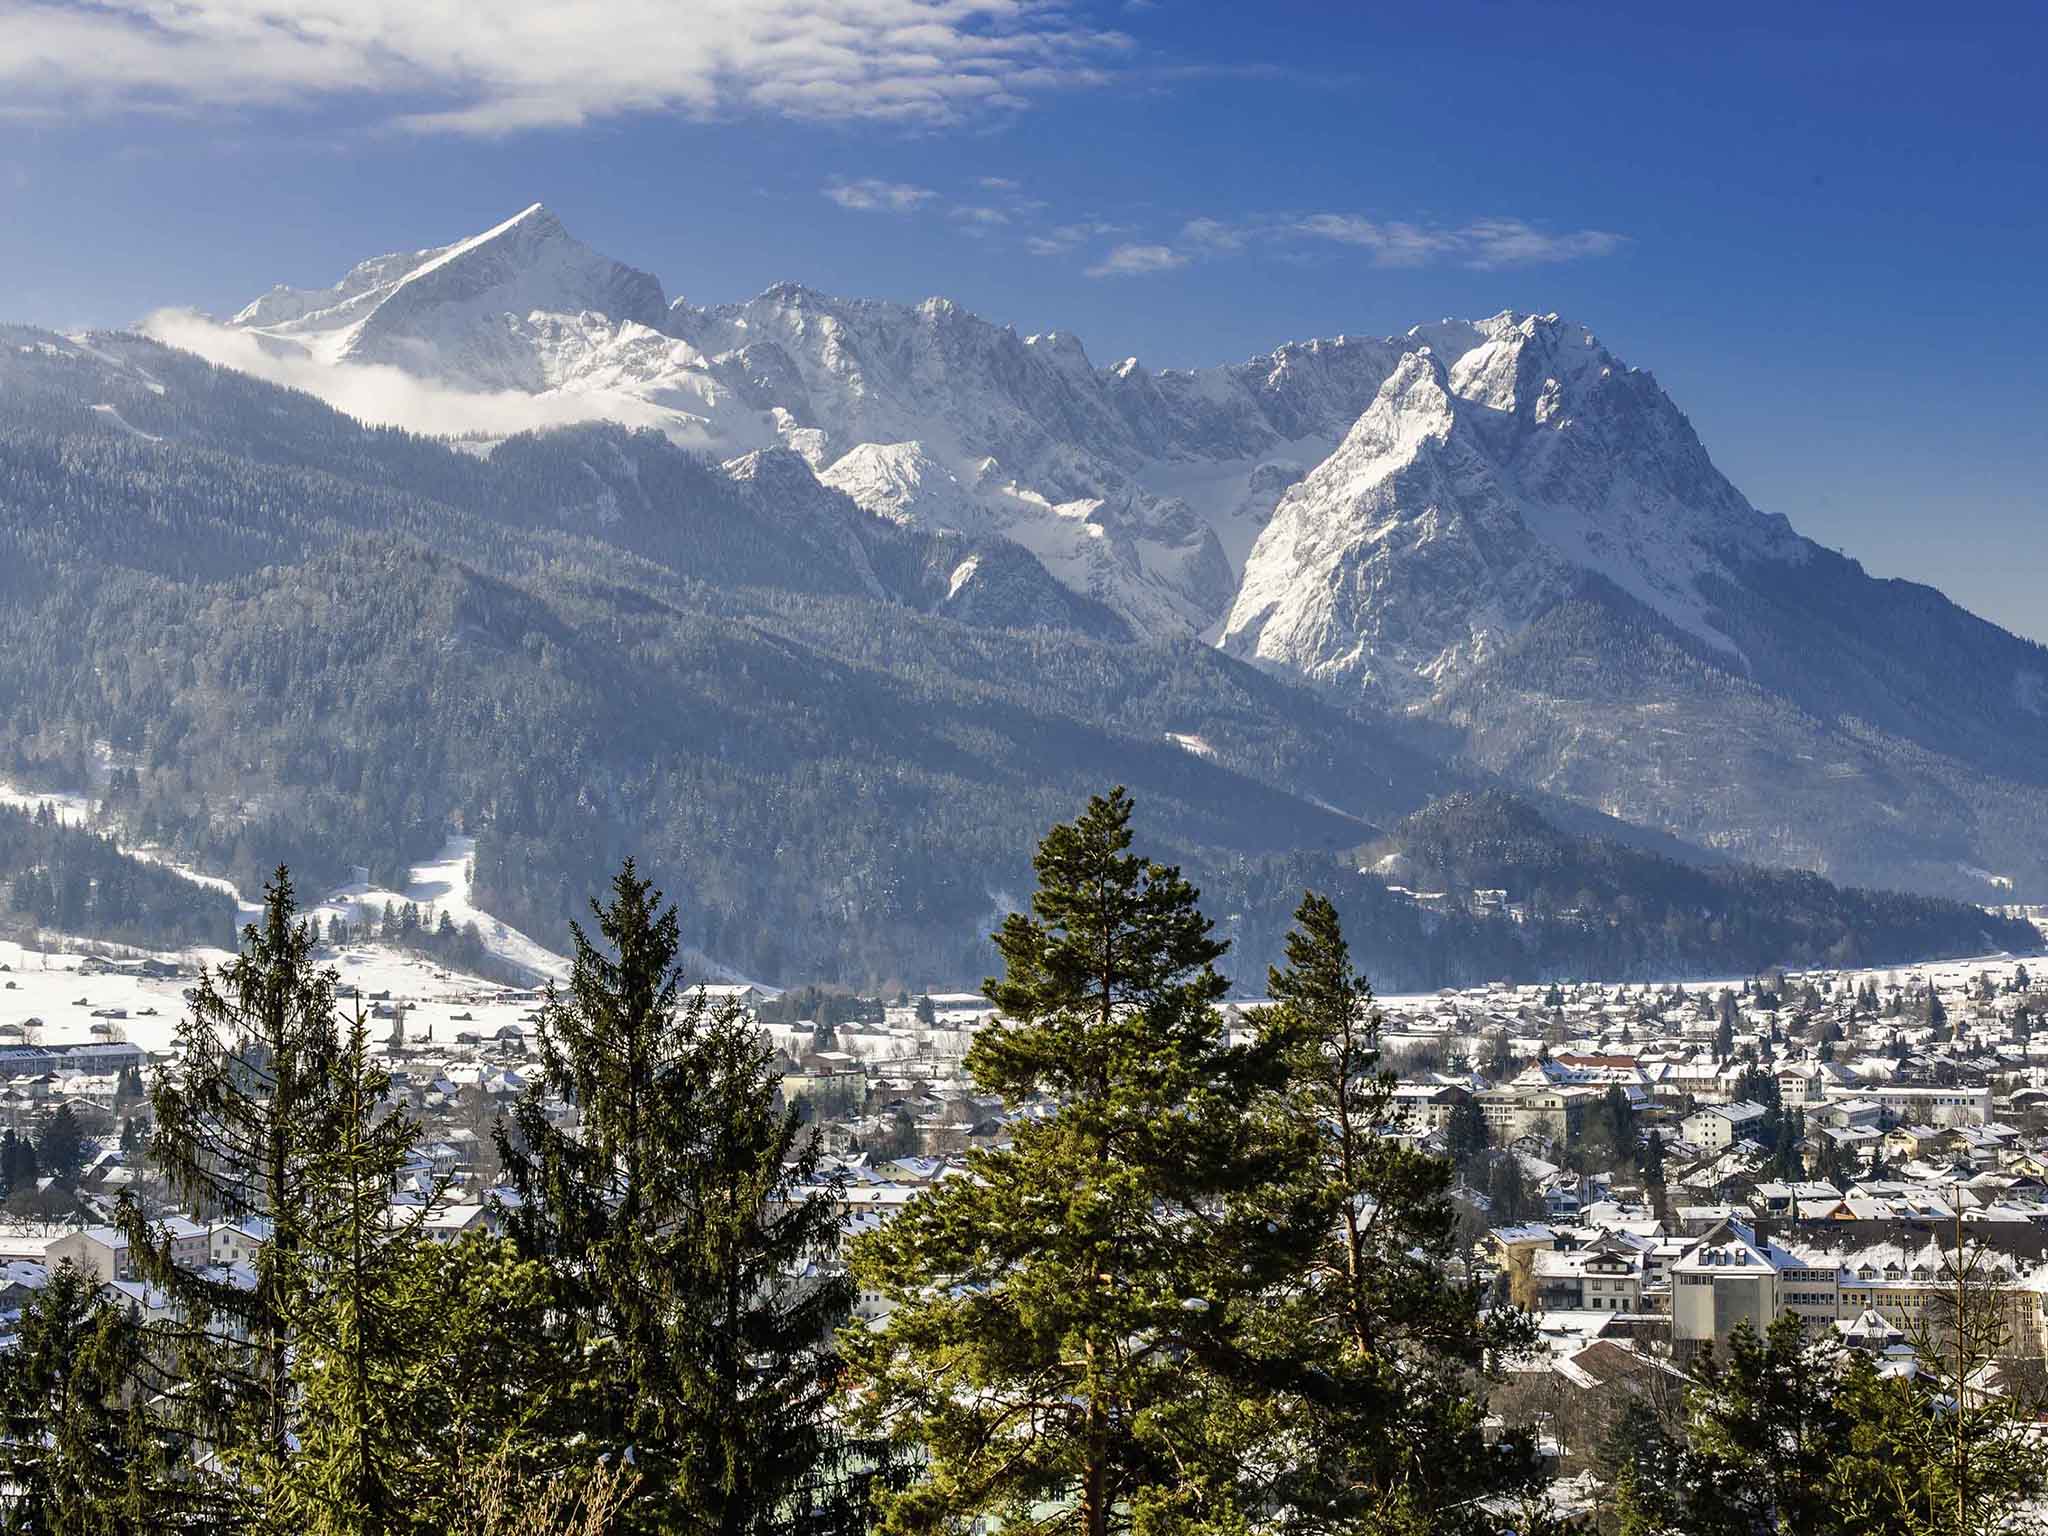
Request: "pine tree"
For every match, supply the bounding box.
[498,860,857,1536]
[1488,1151,1532,1225]
[1444,1093,1489,1171]
[278,1009,443,1536]
[845,788,1298,1536]
[0,1261,188,1530]
[669,996,868,1536]
[37,1102,88,1185]
[1643,1127,1670,1221]
[1686,1316,1848,1534]
[400,1234,566,1516]
[116,867,340,1518]
[1254,892,1540,1531]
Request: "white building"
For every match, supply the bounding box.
[1670,1218,1840,1356]
[1681,1100,1768,1151]
[1825,1082,1991,1128]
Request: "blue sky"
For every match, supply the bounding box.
[3,0,2044,638]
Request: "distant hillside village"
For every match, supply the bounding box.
[7,934,2048,1519]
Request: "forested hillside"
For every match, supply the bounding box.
[0,802,234,950]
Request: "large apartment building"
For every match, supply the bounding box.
[1823,1082,1992,1128]
[1670,1219,1841,1357]
[1668,1217,2035,1357]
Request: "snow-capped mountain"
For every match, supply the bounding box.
[233,203,669,389]
[210,206,2048,903]
[1221,313,1806,703]
[222,205,1829,676]
[226,206,1413,635]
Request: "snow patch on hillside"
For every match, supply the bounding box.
[0,782,93,829]
[89,403,162,442]
[315,836,569,985]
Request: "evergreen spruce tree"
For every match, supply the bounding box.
[37,1102,88,1185]
[0,1261,189,1531]
[845,788,1300,1536]
[1686,1316,1848,1535]
[676,998,874,1536]
[116,867,340,1519]
[1488,1151,1532,1226]
[498,861,856,1536]
[279,1009,443,1536]
[1253,892,1540,1532]
[1444,1094,1489,1173]
[1643,1128,1670,1222]
[401,1233,567,1517]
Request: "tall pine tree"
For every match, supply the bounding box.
[498,861,855,1536]
[845,788,1301,1536]
[0,1261,191,1531]
[1252,892,1540,1534]
[117,867,340,1520]
[278,1008,446,1536]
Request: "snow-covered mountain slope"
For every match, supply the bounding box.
[205,208,2048,897]
[1221,313,1806,703]
[221,207,1412,634]
[233,203,669,390]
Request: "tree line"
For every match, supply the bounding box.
[2,789,2043,1535]
[0,790,1549,1534]
[0,800,234,950]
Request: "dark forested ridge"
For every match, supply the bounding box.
[0,802,234,950]
[0,328,2031,985]
[1359,791,2033,984]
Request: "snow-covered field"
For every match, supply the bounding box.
[317,835,569,984]
[0,837,567,1057]
[0,782,93,829]
[0,935,547,1060]
[0,775,571,988]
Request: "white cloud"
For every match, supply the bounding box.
[951,204,1010,225]
[1292,212,1624,268]
[1085,242,1186,279]
[1078,209,1625,277]
[1179,216,1244,251]
[977,175,1020,190]
[1026,219,1122,256]
[0,0,1132,134]
[1460,217,1627,268]
[141,308,710,442]
[824,177,937,213]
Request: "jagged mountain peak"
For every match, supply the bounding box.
[229,201,667,389]
[1220,312,1814,703]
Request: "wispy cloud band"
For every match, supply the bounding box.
[0,0,1132,134]
[825,177,937,212]
[1085,242,1187,278]
[1081,210,1627,277]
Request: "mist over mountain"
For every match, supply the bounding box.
[1,203,2038,983]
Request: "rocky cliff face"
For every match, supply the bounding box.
[1222,313,1805,704]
